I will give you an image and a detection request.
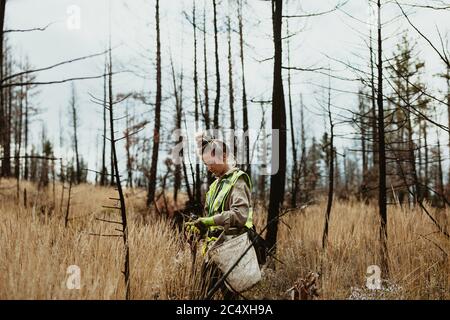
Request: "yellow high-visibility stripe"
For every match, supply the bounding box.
[205,170,253,230]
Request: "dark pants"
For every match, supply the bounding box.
[199,260,239,300]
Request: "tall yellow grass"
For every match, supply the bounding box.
[0,179,448,299]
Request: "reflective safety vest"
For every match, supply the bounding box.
[202,169,253,254]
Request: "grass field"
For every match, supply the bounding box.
[0,179,448,299]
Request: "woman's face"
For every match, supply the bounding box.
[202,151,228,176]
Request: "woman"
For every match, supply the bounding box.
[186,133,253,299]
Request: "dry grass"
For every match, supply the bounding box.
[0,179,448,299]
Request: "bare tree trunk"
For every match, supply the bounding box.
[299,96,307,200]
[286,19,298,208]
[266,0,287,259]
[64,177,72,228]
[369,28,378,167]
[322,87,335,249]
[107,54,131,299]
[147,0,162,208]
[14,74,24,180]
[69,84,81,184]
[436,137,444,198]
[322,82,334,249]
[125,107,133,188]
[202,3,210,130]
[192,0,201,204]
[359,90,368,180]
[24,81,29,180]
[423,121,429,199]
[405,74,420,204]
[203,2,213,185]
[238,0,250,175]
[212,0,220,130]
[227,11,235,133]
[1,47,12,177]
[376,0,389,277]
[170,56,182,204]
[100,58,108,186]
[0,0,7,177]
[446,66,450,187]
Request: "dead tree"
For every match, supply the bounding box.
[100,56,108,186]
[147,0,162,208]
[89,48,133,299]
[14,72,24,181]
[369,26,378,168]
[170,55,183,204]
[322,81,334,249]
[108,56,131,300]
[202,2,210,130]
[212,0,221,129]
[376,0,389,277]
[1,40,12,177]
[266,0,287,259]
[227,7,236,156]
[124,106,133,188]
[238,0,250,175]
[286,17,298,208]
[202,1,213,185]
[192,0,201,203]
[64,177,73,228]
[69,83,81,184]
[0,0,7,177]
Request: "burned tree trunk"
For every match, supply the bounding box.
[266,0,287,259]
[238,0,250,175]
[212,0,220,130]
[192,0,201,204]
[376,0,389,277]
[227,11,235,134]
[69,84,81,184]
[107,48,131,300]
[170,56,182,204]
[100,58,108,186]
[369,28,378,168]
[147,0,162,208]
[202,4,210,130]
[125,108,133,188]
[286,18,298,208]
[322,82,334,249]
[0,0,7,177]
[1,45,12,177]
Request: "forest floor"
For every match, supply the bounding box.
[0,179,449,299]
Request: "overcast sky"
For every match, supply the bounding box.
[5,0,450,179]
